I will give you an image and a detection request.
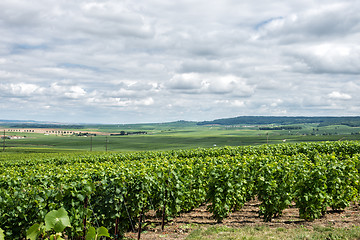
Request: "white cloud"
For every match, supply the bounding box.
[64,86,87,99]
[215,99,246,107]
[167,73,203,90]
[206,75,255,97]
[254,2,360,42]
[288,43,360,74]
[270,99,283,107]
[0,83,43,96]
[138,97,154,106]
[328,91,352,100]
[1,0,360,123]
[86,96,154,107]
[167,73,255,97]
[76,1,154,39]
[49,83,88,100]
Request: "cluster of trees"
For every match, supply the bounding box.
[110,131,147,136]
[197,116,360,127]
[8,124,84,129]
[74,132,96,137]
[259,126,302,130]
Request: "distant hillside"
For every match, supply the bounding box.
[2,117,360,128]
[0,120,37,123]
[197,116,360,127]
[0,120,84,129]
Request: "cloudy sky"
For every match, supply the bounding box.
[1,0,360,124]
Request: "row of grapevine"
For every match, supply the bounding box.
[0,141,359,239]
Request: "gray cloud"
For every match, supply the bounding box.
[166,73,255,97]
[287,43,360,74]
[0,0,359,123]
[179,60,226,73]
[254,2,360,41]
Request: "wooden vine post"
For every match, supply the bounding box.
[2,130,5,151]
[114,216,119,240]
[161,179,169,231]
[82,196,88,240]
[137,208,144,240]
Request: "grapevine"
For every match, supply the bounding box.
[0,141,359,239]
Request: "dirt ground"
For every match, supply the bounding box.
[125,200,360,240]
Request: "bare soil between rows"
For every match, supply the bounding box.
[125,200,360,240]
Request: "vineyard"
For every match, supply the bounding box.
[0,141,360,239]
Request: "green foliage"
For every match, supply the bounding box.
[27,208,71,240]
[0,141,359,238]
[26,208,110,240]
[206,157,250,222]
[0,228,4,240]
[325,154,359,210]
[85,226,110,240]
[26,224,43,240]
[44,208,71,233]
[256,156,295,221]
[294,156,329,221]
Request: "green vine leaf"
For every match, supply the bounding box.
[45,208,71,233]
[0,228,4,240]
[26,223,43,240]
[86,226,110,240]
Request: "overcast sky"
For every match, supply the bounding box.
[1,0,360,124]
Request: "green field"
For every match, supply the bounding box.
[1,122,360,153]
[1,119,360,239]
